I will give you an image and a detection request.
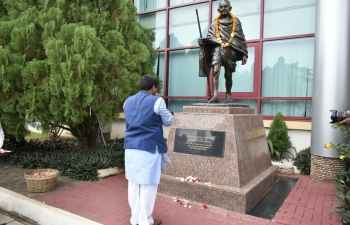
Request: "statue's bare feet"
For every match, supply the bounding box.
[226,95,234,103]
[208,96,219,103]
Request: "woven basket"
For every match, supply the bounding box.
[24,168,59,192]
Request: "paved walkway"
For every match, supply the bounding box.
[0,207,30,225]
[0,213,25,225]
[0,161,342,225]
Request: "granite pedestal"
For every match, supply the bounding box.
[159,104,279,213]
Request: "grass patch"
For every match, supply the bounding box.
[25,132,48,140]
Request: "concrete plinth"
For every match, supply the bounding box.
[159,104,279,213]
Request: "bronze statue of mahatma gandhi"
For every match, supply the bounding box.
[198,0,248,103]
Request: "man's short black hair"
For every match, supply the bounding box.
[139,75,158,91]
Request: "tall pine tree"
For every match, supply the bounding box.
[267,112,294,161]
[0,0,155,149]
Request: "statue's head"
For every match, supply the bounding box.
[217,0,232,15]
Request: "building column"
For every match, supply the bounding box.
[311,0,350,181]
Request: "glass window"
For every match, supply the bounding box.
[233,99,257,113]
[169,3,209,48]
[218,47,255,93]
[169,99,207,112]
[139,11,166,49]
[170,0,206,6]
[261,100,312,117]
[264,0,316,38]
[212,0,260,40]
[168,49,206,96]
[134,0,166,12]
[153,52,165,96]
[262,37,314,97]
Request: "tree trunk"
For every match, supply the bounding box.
[69,115,100,150]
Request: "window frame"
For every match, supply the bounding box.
[133,0,314,121]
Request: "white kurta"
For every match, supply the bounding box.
[124,97,173,225]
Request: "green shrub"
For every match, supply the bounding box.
[3,138,125,181]
[334,169,350,194]
[334,169,350,225]
[267,112,295,162]
[325,124,350,224]
[325,124,350,161]
[335,191,350,225]
[292,147,311,175]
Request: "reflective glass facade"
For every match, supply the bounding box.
[134,0,316,119]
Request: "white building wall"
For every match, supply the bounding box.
[265,128,311,152]
[111,120,311,153]
[28,119,311,153]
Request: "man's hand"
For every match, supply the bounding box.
[198,38,206,45]
[242,55,247,65]
[338,111,350,127]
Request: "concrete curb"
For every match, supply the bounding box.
[98,166,124,179]
[272,161,300,173]
[0,187,102,225]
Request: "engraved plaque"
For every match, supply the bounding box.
[174,128,225,158]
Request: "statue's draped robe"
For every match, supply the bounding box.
[199,16,248,77]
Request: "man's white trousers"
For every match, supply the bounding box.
[128,180,158,225]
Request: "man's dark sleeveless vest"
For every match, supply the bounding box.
[124,91,167,153]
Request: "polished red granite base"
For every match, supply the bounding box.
[160,105,279,213]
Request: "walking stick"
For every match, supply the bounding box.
[156,46,160,77]
[196,9,212,100]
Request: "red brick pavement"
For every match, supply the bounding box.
[35,174,341,225]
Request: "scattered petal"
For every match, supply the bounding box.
[185,176,199,183]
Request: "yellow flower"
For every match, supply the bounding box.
[215,12,236,48]
[340,179,345,184]
[325,143,332,150]
[340,155,345,159]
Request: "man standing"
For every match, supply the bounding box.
[198,0,248,103]
[123,75,173,225]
